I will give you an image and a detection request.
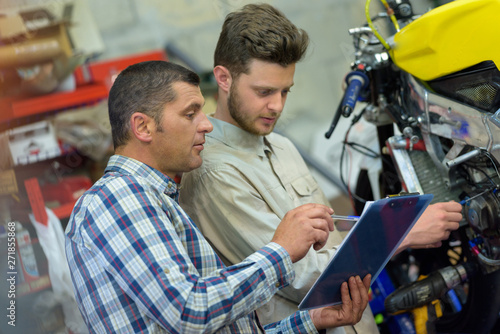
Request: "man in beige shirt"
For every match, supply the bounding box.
[180,4,463,334]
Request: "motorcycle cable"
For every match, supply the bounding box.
[462,162,496,186]
[338,106,398,211]
[339,139,395,206]
[338,106,376,206]
[484,151,500,182]
[344,141,379,159]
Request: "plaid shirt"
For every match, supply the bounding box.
[65,155,318,333]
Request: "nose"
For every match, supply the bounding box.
[199,112,213,133]
[268,92,285,112]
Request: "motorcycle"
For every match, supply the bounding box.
[326,0,500,332]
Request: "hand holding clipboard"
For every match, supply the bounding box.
[299,193,433,310]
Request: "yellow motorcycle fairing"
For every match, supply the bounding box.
[389,0,500,81]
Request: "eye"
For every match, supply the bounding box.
[282,89,291,96]
[186,112,195,119]
[257,89,272,96]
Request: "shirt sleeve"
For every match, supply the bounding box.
[71,176,297,333]
[180,164,337,305]
[263,310,320,333]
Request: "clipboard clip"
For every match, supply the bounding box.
[386,191,421,198]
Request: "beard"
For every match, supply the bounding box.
[227,84,279,136]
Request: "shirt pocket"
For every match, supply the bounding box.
[290,175,319,199]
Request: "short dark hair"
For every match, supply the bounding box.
[214,3,309,79]
[108,61,200,149]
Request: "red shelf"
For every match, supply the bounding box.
[0,83,108,126]
[74,49,168,85]
[52,201,77,219]
[4,50,169,220]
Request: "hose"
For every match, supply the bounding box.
[364,0,400,51]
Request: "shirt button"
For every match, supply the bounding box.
[275,282,280,288]
[164,268,169,274]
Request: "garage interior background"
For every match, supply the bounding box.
[0,0,446,194]
[1,0,450,202]
[0,0,449,333]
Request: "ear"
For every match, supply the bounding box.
[130,112,153,143]
[213,65,232,93]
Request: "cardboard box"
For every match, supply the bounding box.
[7,121,61,165]
[0,169,18,195]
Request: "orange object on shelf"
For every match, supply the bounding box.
[41,175,92,219]
[24,177,48,226]
[51,201,78,220]
[24,176,92,221]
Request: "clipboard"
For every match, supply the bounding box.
[298,193,433,310]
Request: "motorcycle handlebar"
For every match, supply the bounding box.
[325,70,369,139]
[340,71,369,117]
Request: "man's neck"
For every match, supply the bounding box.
[116,143,152,170]
[213,105,237,128]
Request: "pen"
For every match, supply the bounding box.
[331,214,360,222]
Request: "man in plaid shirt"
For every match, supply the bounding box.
[65,60,370,333]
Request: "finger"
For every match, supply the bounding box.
[310,218,332,240]
[348,276,361,306]
[305,205,335,220]
[312,234,329,250]
[425,242,442,248]
[446,212,463,222]
[444,221,461,231]
[448,200,464,211]
[354,276,370,320]
[327,218,335,232]
[340,282,352,309]
[357,275,370,307]
[310,218,331,232]
[288,203,321,218]
[312,223,330,250]
[441,200,461,209]
[339,281,353,315]
[349,277,364,320]
[362,274,371,290]
[313,242,325,251]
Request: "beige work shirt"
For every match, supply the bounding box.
[180,117,378,334]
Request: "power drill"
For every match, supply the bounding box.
[384,263,477,334]
[385,262,477,314]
